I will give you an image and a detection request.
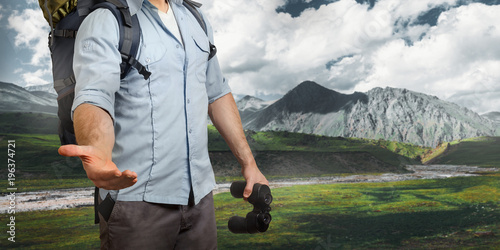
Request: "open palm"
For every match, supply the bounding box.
[59,144,137,190]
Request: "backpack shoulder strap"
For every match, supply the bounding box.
[93,0,151,80]
[183,0,205,32]
[182,0,217,60]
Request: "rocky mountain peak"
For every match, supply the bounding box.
[236,95,268,112]
[274,81,368,114]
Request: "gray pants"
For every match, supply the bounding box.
[99,192,217,249]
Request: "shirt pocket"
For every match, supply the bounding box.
[191,34,209,83]
[122,41,167,96]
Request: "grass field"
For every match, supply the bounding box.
[208,126,428,162]
[0,112,58,135]
[424,137,500,167]
[0,133,86,192]
[2,174,499,249]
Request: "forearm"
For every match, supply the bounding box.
[208,93,255,167]
[59,103,136,189]
[73,103,115,157]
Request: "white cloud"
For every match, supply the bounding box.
[200,0,500,113]
[202,0,423,94]
[22,68,51,86]
[203,0,411,95]
[390,0,457,18]
[356,3,500,113]
[8,8,50,67]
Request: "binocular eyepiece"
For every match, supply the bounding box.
[228,181,273,234]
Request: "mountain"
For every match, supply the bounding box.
[236,95,272,117]
[24,83,57,95]
[482,111,500,123]
[242,81,367,131]
[482,111,500,135]
[241,81,496,147]
[0,81,57,114]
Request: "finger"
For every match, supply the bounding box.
[86,167,122,181]
[91,169,137,189]
[122,169,138,179]
[243,180,254,199]
[260,178,270,186]
[95,174,138,190]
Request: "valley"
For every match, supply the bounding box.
[1,81,499,249]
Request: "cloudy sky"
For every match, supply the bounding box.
[1,0,499,114]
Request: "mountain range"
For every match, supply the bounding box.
[238,81,499,147]
[1,80,499,147]
[0,81,57,114]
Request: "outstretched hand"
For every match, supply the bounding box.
[58,144,137,190]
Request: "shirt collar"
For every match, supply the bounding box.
[127,0,183,15]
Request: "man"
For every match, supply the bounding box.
[58,0,268,248]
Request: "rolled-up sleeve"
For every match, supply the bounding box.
[72,9,122,121]
[202,12,231,104]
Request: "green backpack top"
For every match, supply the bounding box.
[38,0,77,27]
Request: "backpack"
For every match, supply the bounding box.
[39,0,216,146]
[39,0,216,224]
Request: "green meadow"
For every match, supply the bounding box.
[2,174,499,249]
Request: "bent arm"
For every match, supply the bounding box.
[208,93,268,198]
[57,9,136,190]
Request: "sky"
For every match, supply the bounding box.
[1,0,499,114]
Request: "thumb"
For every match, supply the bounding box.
[58,144,80,157]
[58,144,89,157]
[243,180,254,199]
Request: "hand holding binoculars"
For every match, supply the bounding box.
[228,181,273,234]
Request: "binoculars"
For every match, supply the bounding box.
[228,181,273,234]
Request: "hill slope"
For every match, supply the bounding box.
[423,137,500,167]
[0,112,58,134]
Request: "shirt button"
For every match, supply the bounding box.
[189,129,192,134]
[176,44,180,49]
[146,58,151,63]
[187,99,190,104]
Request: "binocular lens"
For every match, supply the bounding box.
[264,194,273,205]
[258,213,272,225]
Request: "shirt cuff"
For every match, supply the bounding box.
[71,90,116,123]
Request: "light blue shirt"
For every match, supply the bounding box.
[72,0,231,205]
